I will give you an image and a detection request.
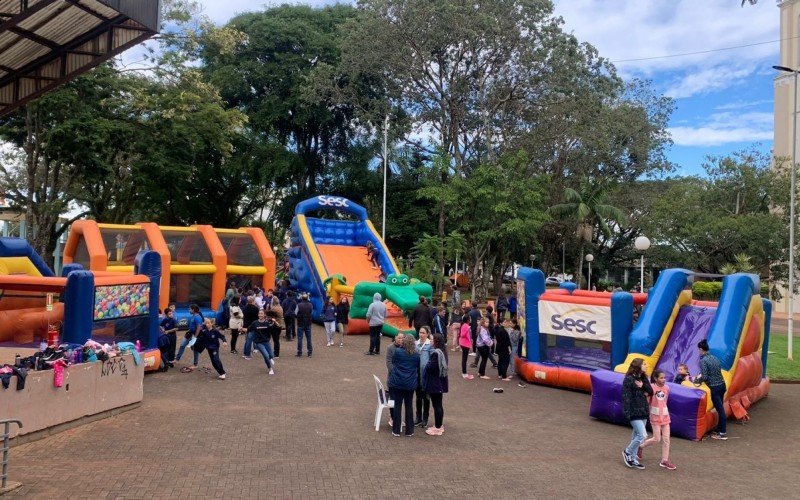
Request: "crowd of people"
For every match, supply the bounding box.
[156,282,320,378]
[155,278,525,437]
[154,278,734,457]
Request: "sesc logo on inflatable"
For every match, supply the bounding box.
[317,195,349,208]
[550,307,597,334]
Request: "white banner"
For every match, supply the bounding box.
[538,301,612,341]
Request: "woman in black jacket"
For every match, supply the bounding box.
[336,297,350,347]
[494,323,512,381]
[622,358,652,470]
[424,333,449,436]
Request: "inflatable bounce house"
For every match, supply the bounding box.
[0,237,161,350]
[63,221,275,325]
[288,195,429,336]
[589,269,771,440]
[514,267,648,391]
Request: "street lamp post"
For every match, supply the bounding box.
[774,65,797,361]
[634,235,651,293]
[585,254,594,290]
[382,114,390,241]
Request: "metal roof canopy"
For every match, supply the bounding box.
[0,0,161,117]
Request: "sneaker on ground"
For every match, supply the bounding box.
[622,451,633,468]
[218,374,226,380]
[242,356,251,360]
[631,461,645,470]
[391,432,400,437]
[268,369,274,375]
[659,460,677,470]
[711,433,728,440]
[468,352,476,357]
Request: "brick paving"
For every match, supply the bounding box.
[6,325,800,499]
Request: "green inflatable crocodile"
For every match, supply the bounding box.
[350,273,433,337]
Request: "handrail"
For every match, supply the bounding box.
[1,419,23,489]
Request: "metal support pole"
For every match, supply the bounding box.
[789,71,797,361]
[381,115,389,241]
[640,254,645,294]
[1,419,23,489]
[561,241,566,281]
[588,261,592,290]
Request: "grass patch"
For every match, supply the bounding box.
[766,334,800,381]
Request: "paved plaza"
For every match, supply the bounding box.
[8,326,800,499]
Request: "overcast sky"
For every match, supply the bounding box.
[177,0,781,175]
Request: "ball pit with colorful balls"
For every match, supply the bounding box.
[93,284,150,320]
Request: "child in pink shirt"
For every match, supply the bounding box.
[640,369,676,470]
[459,315,474,379]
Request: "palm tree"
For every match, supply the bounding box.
[720,253,755,275]
[549,178,626,288]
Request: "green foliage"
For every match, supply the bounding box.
[692,282,723,301]
[549,177,627,239]
[766,334,800,381]
[409,232,465,286]
[645,150,788,280]
[692,281,769,300]
[0,0,676,275]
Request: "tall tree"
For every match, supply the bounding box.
[201,4,368,227]
[549,178,626,288]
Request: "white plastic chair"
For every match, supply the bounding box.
[372,374,394,431]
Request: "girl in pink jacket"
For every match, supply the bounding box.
[459,315,474,380]
[640,369,676,470]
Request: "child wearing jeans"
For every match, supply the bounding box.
[622,358,652,470]
[640,369,676,470]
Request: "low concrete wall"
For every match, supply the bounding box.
[0,354,143,439]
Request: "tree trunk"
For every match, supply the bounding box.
[436,203,446,295]
[574,240,585,289]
